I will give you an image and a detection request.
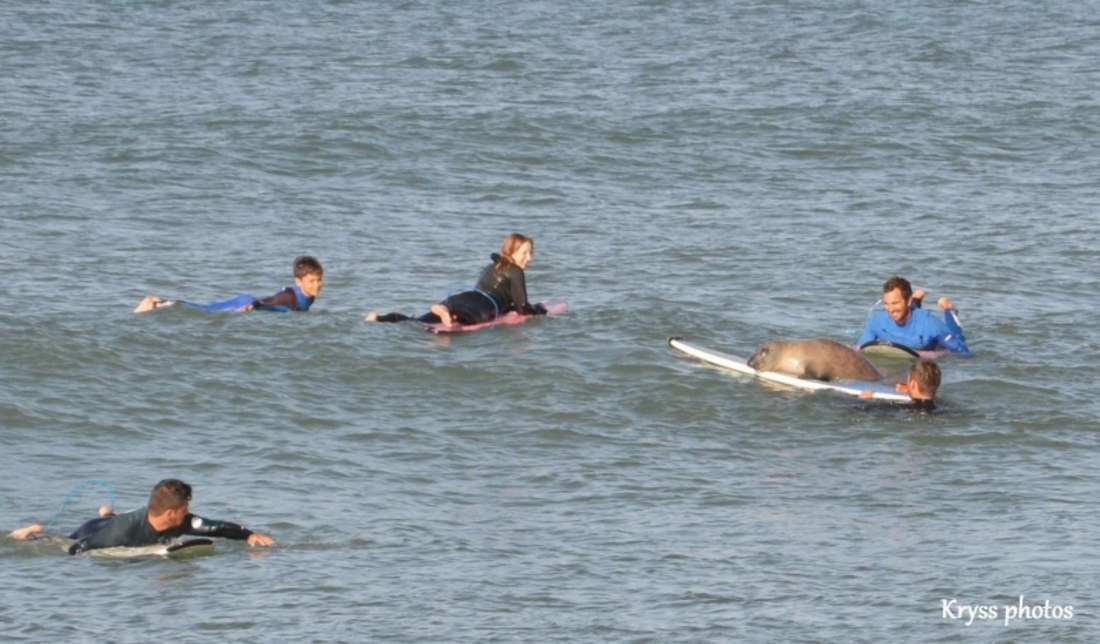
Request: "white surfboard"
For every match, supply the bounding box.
[858,341,920,361]
[668,337,909,402]
[86,538,215,558]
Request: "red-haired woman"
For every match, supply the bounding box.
[367,233,546,327]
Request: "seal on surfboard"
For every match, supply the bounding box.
[668,337,909,401]
[748,338,883,382]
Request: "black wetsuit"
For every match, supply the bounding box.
[910,399,937,412]
[376,254,546,324]
[67,507,254,555]
[253,286,313,312]
[856,398,938,414]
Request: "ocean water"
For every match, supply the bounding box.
[2,1,1098,641]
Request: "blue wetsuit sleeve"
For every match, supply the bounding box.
[939,309,972,356]
[186,294,258,312]
[856,320,878,347]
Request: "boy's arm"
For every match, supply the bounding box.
[251,289,299,311]
[859,382,909,400]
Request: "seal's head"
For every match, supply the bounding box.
[748,341,777,371]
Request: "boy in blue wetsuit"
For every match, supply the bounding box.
[134,255,323,313]
[857,275,971,356]
[9,479,274,554]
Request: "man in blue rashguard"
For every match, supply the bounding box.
[857,275,972,356]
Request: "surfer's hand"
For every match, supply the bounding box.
[247,532,275,547]
[937,297,955,311]
[912,289,926,304]
[135,296,165,313]
[858,390,874,399]
[895,383,910,394]
[10,524,43,540]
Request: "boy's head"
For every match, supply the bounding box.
[148,478,192,527]
[293,255,324,298]
[907,359,941,401]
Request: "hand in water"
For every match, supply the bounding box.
[247,532,275,547]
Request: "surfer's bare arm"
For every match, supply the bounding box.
[861,381,909,399]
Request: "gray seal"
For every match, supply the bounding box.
[747,339,882,382]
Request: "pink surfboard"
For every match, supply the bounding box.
[419,299,568,334]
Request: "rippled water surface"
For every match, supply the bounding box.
[2,1,1099,642]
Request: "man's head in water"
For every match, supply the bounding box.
[882,275,915,325]
[147,478,192,531]
[906,359,941,402]
[499,234,534,270]
[293,255,324,299]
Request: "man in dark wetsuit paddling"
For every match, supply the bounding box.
[10,479,274,554]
